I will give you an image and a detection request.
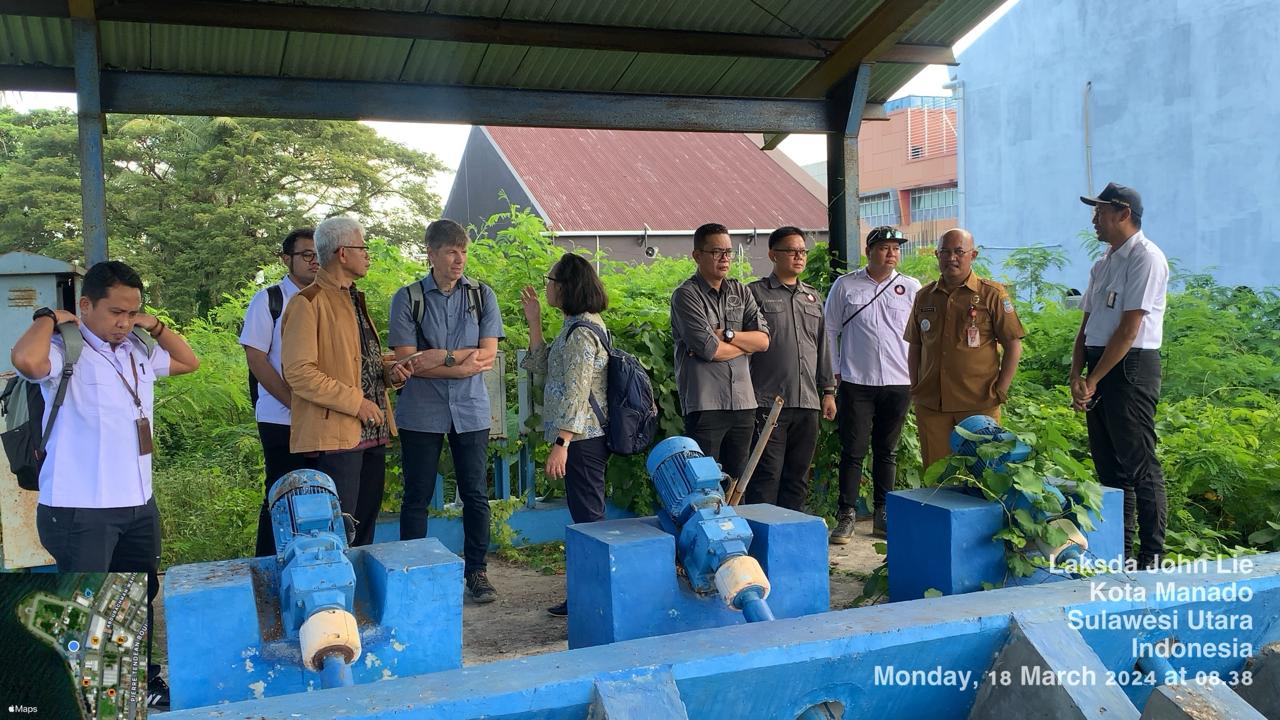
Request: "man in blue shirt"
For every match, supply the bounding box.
[389,219,504,603]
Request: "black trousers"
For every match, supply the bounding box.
[837,382,912,514]
[745,407,820,511]
[313,446,387,548]
[399,428,491,574]
[1086,347,1167,565]
[254,422,315,557]
[565,435,610,524]
[683,409,755,481]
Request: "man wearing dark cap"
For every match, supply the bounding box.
[1071,182,1170,570]
[824,226,920,540]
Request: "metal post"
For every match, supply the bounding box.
[69,1,108,266]
[825,64,872,274]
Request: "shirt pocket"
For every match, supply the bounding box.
[725,304,745,331]
[956,307,995,348]
[799,301,823,341]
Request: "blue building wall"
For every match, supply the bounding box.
[955,0,1280,290]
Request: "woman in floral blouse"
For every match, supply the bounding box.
[520,253,611,617]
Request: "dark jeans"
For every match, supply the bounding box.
[565,435,610,524]
[400,428,491,573]
[36,497,161,573]
[837,383,911,514]
[254,422,315,557]
[314,446,387,548]
[683,409,755,480]
[1086,347,1167,565]
[745,407,820,511]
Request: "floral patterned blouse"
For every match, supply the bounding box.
[521,313,609,442]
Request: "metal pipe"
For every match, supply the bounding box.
[736,588,775,623]
[1136,653,1176,685]
[319,654,354,688]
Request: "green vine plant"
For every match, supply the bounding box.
[924,424,1106,583]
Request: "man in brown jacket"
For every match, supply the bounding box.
[281,216,410,546]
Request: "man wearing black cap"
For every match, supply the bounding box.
[1071,182,1170,570]
[824,226,921,540]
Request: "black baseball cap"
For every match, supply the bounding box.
[866,226,908,248]
[1080,182,1142,219]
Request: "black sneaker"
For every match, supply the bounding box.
[146,673,170,710]
[465,570,497,603]
[547,600,568,617]
[829,510,856,545]
[872,509,887,539]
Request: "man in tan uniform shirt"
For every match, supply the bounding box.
[905,229,1025,470]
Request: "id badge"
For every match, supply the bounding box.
[136,416,154,456]
[1106,290,1117,309]
[966,325,980,348]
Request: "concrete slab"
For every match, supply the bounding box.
[588,667,689,720]
[1141,681,1265,719]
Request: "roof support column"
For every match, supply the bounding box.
[826,64,871,274]
[70,0,107,266]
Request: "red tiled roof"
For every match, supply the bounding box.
[483,127,828,233]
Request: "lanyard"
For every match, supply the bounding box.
[94,346,145,417]
[841,272,899,328]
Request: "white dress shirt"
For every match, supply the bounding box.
[1081,230,1169,349]
[824,268,921,386]
[238,275,302,425]
[20,325,172,508]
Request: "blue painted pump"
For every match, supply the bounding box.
[951,416,1086,565]
[645,437,774,621]
[267,469,362,688]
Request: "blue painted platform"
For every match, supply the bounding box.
[887,486,1124,601]
[566,503,829,649]
[165,537,462,710]
[165,552,1280,718]
[371,499,634,552]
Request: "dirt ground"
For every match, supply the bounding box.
[153,518,886,687]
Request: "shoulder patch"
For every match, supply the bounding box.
[1002,297,1014,314]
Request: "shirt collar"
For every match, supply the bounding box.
[764,272,802,291]
[315,265,345,291]
[692,273,723,294]
[935,271,983,294]
[79,324,131,355]
[280,274,301,294]
[422,272,475,294]
[1107,230,1144,260]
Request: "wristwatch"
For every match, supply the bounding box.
[32,307,57,325]
[444,349,456,367]
[723,328,736,343]
[554,436,570,448]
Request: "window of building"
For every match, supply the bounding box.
[859,192,896,226]
[909,185,958,222]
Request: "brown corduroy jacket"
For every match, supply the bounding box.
[281,266,397,453]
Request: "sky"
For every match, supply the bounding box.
[1,0,1017,201]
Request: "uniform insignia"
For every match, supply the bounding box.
[894,285,905,295]
[920,318,931,332]
[806,293,815,302]
[972,295,981,304]
[1002,297,1014,313]
[726,294,743,307]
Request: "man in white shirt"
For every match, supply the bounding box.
[1071,182,1170,570]
[240,228,319,557]
[824,226,922,541]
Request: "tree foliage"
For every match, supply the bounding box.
[0,107,445,320]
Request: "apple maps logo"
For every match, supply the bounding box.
[8,705,38,714]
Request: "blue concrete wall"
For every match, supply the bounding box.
[955,0,1280,290]
[165,553,1280,719]
[371,499,635,552]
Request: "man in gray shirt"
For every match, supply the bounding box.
[746,227,836,510]
[670,223,769,480]
[388,219,504,603]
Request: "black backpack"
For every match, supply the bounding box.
[2,323,154,491]
[566,321,658,456]
[247,284,284,405]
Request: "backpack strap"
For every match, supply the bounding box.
[39,322,83,456]
[566,320,611,426]
[407,280,428,350]
[262,283,285,353]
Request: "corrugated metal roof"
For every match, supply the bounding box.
[612,53,739,95]
[484,126,829,232]
[0,15,71,66]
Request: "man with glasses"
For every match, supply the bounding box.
[240,227,319,557]
[744,227,835,511]
[905,229,1024,471]
[388,218,503,604]
[826,226,921,540]
[1072,183,1169,569]
[671,222,770,482]
[281,216,411,547]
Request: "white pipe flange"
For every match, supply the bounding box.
[298,608,362,672]
[714,555,771,609]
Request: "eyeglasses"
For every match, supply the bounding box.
[773,248,808,259]
[286,250,318,262]
[698,248,734,260]
[936,248,973,258]
[869,227,906,243]
[340,245,370,254]
[544,275,559,283]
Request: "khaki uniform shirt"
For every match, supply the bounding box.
[904,272,1025,412]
